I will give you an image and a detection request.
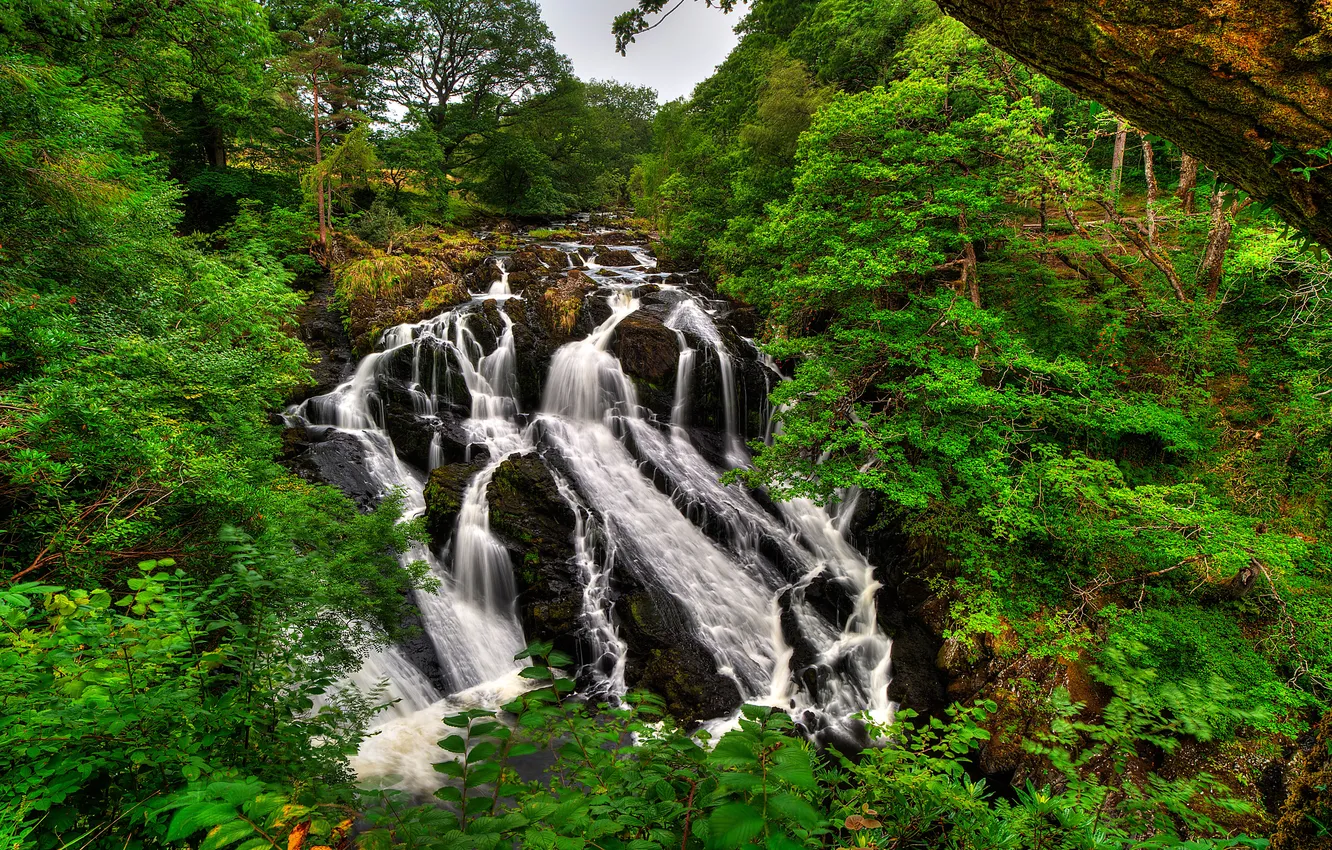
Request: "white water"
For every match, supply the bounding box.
[289,235,895,790]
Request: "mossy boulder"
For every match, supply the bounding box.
[611,313,679,417]
[537,270,597,339]
[423,459,487,543]
[485,453,580,646]
[594,247,639,267]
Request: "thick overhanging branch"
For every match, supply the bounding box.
[934,0,1332,247]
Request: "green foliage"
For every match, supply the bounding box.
[0,540,397,849]
[631,5,1331,820]
[343,643,1264,850]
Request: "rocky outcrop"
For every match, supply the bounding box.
[537,270,598,339]
[423,459,487,541]
[612,313,680,417]
[289,274,354,402]
[283,426,382,510]
[595,247,640,267]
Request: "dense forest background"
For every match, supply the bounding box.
[2,0,1330,847]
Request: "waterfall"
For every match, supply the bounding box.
[488,257,511,296]
[289,230,897,791]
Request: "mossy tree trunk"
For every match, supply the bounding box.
[935,0,1332,247]
[1178,152,1200,213]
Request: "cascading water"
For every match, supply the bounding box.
[287,229,896,790]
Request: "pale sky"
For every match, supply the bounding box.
[535,0,743,103]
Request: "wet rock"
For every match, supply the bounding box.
[612,313,679,417]
[503,297,560,411]
[423,459,487,542]
[509,249,548,274]
[285,426,382,510]
[473,260,502,288]
[616,588,744,724]
[485,453,581,649]
[420,282,470,316]
[533,246,570,269]
[595,247,639,266]
[398,604,449,694]
[384,409,480,471]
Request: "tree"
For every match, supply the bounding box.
[268,0,412,122]
[280,7,368,246]
[389,0,570,173]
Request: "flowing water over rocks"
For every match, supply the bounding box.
[283,223,905,789]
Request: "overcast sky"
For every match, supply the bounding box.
[535,0,743,103]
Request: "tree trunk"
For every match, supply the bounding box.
[959,209,981,308]
[312,76,328,248]
[1198,187,1232,301]
[1177,152,1199,214]
[1141,133,1159,243]
[933,0,1332,250]
[1109,118,1128,204]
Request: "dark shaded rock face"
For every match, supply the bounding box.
[284,426,381,510]
[398,603,449,694]
[485,453,582,653]
[616,588,744,725]
[595,247,640,267]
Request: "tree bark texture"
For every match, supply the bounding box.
[1109,117,1128,201]
[935,0,1332,247]
[1178,152,1200,213]
[1141,133,1160,241]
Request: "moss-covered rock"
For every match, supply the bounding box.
[485,453,580,645]
[330,228,486,351]
[538,270,597,339]
[424,460,487,543]
[594,247,639,266]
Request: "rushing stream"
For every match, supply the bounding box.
[285,229,894,790]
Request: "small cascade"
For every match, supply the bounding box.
[552,470,627,699]
[542,291,640,422]
[488,258,511,296]
[665,300,745,464]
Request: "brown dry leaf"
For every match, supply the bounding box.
[287,821,310,850]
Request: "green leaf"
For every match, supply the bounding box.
[198,818,255,850]
[467,741,498,763]
[464,796,493,816]
[766,793,820,830]
[167,803,242,842]
[709,737,758,768]
[432,761,464,778]
[770,744,817,790]
[434,786,463,803]
[707,803,764,848]
[439,735,467,754]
